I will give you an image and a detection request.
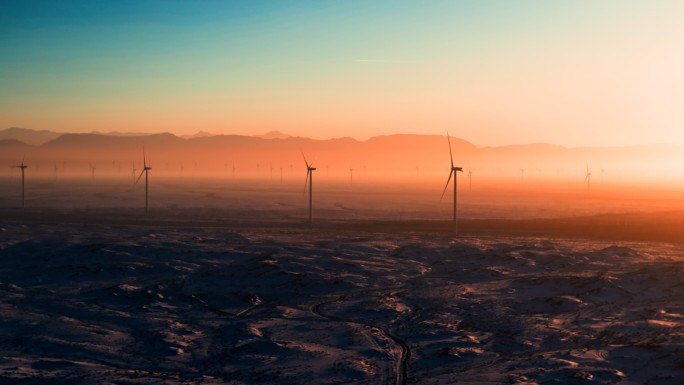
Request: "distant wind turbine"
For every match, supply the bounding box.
[585,163,591,192]
[440,133,463,234]
[134,149,152,213]
[17,159,27,209]
[349,167,354,186]
[88,162,96,180]
[468,168,473,190]
[303,153,316,223]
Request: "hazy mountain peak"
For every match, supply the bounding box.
[181,131,215,139]
[256,131,291,139]
[0,127,61,146]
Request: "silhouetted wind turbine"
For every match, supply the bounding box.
[88,162,96,180]
[349,167,354,186]
[440,133,463,234]
[585,163,591,192]
[468,168,473,190]
[303,153,316,223]
[17,159,27,208]
[134,149,152,213]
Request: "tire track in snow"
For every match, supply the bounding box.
[311,300,410,385]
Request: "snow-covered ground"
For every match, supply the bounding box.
[1,220,683,384]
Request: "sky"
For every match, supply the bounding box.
[2,0,684,147]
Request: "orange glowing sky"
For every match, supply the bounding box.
[2,1,684,147]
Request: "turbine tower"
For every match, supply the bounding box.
[303,153,316,223]
[585,163,591,192]
[440,133,463,234]
[17,159,27,209]
[134,149,152,213]
[88,162,96,180]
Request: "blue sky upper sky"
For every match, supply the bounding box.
[2,1,684,146]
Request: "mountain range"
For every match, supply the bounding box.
[1,127,681,182]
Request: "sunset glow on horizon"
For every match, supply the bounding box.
[2,1,684,147]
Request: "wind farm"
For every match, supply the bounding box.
[3,1,684,383]
[3,130,684,385]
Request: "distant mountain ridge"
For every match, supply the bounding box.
[1,127,682,182]
[0,128,294,145]
[0,127,62,146]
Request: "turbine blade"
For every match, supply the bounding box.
[447,132,454,168]
[134,169,145,186]
[440,170,454,201]
[301,152,310,168]
[143,147,147,168]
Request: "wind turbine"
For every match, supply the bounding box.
[349,167,354,186]
[468,168,473,190]
[134,149,152,213]
[440,133,463,234]
[132,162,137,182]
[17,159,27,209]
[88,162,96,180]
[584,163,591,192]
[302,153,316,223]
